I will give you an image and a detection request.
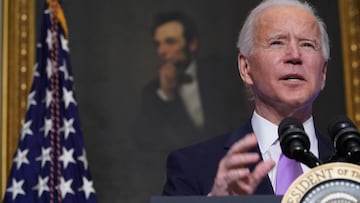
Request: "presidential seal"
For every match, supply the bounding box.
[282,162,360,203]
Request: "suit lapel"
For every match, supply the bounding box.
[316,129,334,161]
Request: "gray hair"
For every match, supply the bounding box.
[237,0,330,61]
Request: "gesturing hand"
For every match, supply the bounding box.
[159,62,178,98]
[210,133,275,195]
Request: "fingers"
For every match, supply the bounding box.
[211,133,275,196]
[159,62,177,82]
[228,133,258,154]
[225,168,250,184]
[234,160,276,194]
[159,63,177,95]
[251,159,276,186]
[220,133,260,172]
[230,160,275,195]
[224,152,260,169]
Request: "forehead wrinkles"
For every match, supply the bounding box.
[254,6,320,43]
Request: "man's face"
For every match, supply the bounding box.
[240,6,327,114]
[154,21,191,67]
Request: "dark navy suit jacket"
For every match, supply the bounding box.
[162,120,335,195]
[132,57,249,197]
[133,57,248,149]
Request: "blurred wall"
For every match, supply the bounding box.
[36,0,345,202]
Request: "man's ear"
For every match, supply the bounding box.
[188,39,198,53]
[238,54,253,85]
[320,61,328,90]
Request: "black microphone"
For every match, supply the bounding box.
[278,117,322,168]
[328,115,360,163]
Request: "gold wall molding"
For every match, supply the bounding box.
[1,0,35,198]
[339,0,360,127]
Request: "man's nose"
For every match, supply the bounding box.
[157,44,168,57]
[285,43,302,65]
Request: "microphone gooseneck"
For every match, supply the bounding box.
[278,117,322,168]
[328,115,360,163]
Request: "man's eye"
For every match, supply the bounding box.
[270,40,284,46]
[301,42,315,49]
[165,38,177,45]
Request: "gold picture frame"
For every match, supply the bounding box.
[339,0,360,127]
[0,0,35,198]
[0,0,360,199]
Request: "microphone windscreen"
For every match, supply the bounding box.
[328,115,355,140]
[278,117,322,167]
[278,117,310,159]
[327,115,360,161]
[278,117,304,138]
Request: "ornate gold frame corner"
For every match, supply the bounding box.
[1,0,35,198]
[339,0,360,127]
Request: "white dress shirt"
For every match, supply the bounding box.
[251,111,319,190]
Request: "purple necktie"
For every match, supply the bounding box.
[275,153,303,195]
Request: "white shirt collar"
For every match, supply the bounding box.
[252,111,278,154]
[185,60,197,79]
[251,111,318,157]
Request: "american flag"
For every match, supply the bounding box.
[3,1,97,202]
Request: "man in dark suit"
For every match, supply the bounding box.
[134,12,248,148]
[133,12,248,197]
[162,0,334,196]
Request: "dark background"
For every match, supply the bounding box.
[36,1,345,202]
